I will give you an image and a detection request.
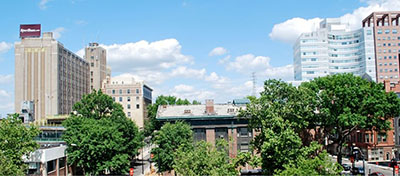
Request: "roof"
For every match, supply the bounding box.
[233,99,250,105]
[156,104,245,120]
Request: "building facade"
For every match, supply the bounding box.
[84,43,107,92]
[102,77,152,129]
[156,99,252,158]
[294,18,376,81]
[363,12,400,83]
[15,32,90,122]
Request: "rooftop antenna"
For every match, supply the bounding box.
[252,72,256,97]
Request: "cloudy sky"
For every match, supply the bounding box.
[0,0,400,116]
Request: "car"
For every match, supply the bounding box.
[369,172,384,176]
[341,164,351,171]
[352,166,365,175]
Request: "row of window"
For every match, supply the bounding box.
[377,42,400,47]
[377,49,400,53]
[378,55,398,60]
[112,96,140,102]
[378,68,399,73]
[377,36,400,40]
[377,29,398,34]
[112,89,140,94]
[379,75,399,79]
[378,62,398,66]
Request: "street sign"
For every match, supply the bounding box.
[130,168,134,176]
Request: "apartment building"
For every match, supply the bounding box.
[294,18,376,81]
[15,32,90,122]
[102,77,152,129]
[84,43,108,92]
[363,11,400,83]
[156,99,252,158]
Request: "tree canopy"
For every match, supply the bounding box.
[173,140,238,176]
[151,121,193,173]
[0,113,39,175]
[62,90,143,175]
[301,73,400,164]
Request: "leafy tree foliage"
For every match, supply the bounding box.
[62,90,143,175]
[144,95,199,136]
[151,121,193,173]
[173,140,238,176]
[301,73,400,164]
[0,113,39,175]
[277,151,342,175]
[241,79,321,174]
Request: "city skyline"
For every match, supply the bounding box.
[1,0,400,117]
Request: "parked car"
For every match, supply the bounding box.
[352,166,365,175]
[341,164,351,171]
[369,172,384,176]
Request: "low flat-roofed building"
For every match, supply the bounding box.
[156,99,251,158]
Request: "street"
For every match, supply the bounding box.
[132,143,153,176]
[333,156,394,176]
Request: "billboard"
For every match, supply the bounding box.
[20,24,41,38]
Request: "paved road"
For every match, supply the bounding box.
[332,156,393,176]
[132,143,152,176]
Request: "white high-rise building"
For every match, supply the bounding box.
[294,18,376,81]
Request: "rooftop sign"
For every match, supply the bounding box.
[20,24,41,38]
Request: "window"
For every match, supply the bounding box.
[91,63,94,67]
[365,134,370,143]
[306,71,314,74]
[215,128,228,142]
[127,104,131,109]
[378,29,382,34]
[136,89,139,94]
[119,89,122,94]
[119,97,123,102]
[385,29,390,34]
[90,71,93,76]
[127,112,131,117]
[311,58,317,61]
[112,97,115,101]
[112,90,115,94]
[47,160,56,173]
[127,97,131,102]
[136,104,140,109]
[193,128,206,142]
[91,56,94,59]
[127,89,131,94]
[136,96,139,100]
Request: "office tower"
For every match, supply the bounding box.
[294,18,376,81]
[84,43,108,92]
[102,77,152,129]
[15,32,90,122]
[363,12,400,83]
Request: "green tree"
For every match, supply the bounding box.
[62,90,143,175]
[173,140,238,176]
[151,121,193,173]
[144,95,199,136]
[0,113,39,175]
[301,73,400,164]
[277,151,342,176]
[240,79,323,174]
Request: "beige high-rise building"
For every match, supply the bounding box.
[363,11,400,83]
[15,32,90,122]
[84,43,107,92]
[102,77,152,129]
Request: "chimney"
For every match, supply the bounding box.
[205,99,214,114]
[384,80,391,92]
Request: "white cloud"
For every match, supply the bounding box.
[0,42,12,54]
[174,84,194,93]
[39,0,51,10]
[0,90,9,97]
[170,66,206,79]
[225,54,293,81]
[51,27,65,39]
[0,74,13,84]
[269,17,322,44]
[209,47,228,56]
[218,55,231,64]
[94,39,192,73]
[269,0,400,44]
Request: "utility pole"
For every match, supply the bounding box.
[252,72,256,97]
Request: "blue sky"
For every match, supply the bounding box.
[0,0,399,117]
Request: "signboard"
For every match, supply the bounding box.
[20,24,41,38]
[130,168,134,176]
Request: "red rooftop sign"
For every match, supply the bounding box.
[20,24,41,38]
